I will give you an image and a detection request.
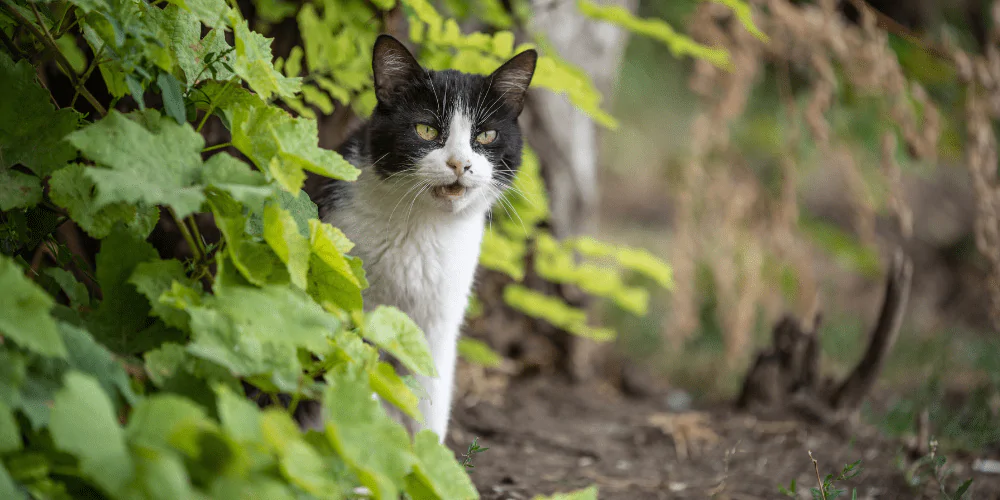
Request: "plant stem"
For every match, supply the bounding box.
[809,451,828,500]
[184,215,208,256]
[169,207,204,262]
[0,0,108,116]
[201,142,232,153]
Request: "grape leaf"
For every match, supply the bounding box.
[129,259,201,331]
[0,463,22,500]
[213,284,340,355]
[48,163,160,239]
[66,110,207,219]
[406,430,477,500]
[200,83,359,194]
[323,367,416,500]
[263,203,310,289]
[0,170,41,210]
[44,268,91,309]
[86,226,160,353]
[307,219,364,311]
[231,18,301,100]
[164,0,231,28]
[0,52,81,176]
[0,254,66,358]
[206,188,288,286]
[50,372,134,494]
[201,153,275,209]
[362,306,436,378]
[59,322,137,405]
[369,361,422,422]
[0,401,20,453]
[153,5,234,87]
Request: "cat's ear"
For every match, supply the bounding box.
[372,35,424,103]
[488,49,538,114]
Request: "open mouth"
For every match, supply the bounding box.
[433,182,466,199]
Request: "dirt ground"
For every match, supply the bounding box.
[446,375,1000,500]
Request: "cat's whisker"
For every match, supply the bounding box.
[478,88,512,126]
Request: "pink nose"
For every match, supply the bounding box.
[447,157,471,177]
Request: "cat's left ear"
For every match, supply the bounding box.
[372,34,425,103]
[489,49,538,115]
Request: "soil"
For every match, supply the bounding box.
[446,375,1000,500]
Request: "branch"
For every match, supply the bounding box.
[845,0,953,62]
[0,0,108,116]
[829,247,913,410]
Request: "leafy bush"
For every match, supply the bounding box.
[0,0,750,497]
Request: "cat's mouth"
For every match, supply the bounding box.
[433,182,467,199]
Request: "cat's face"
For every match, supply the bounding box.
[365,35,536,215]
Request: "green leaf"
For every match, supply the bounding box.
[44,268,90,309]
[503,285,614,342]
[86,226,160,353]
[59,322,138,405]
[0,254,66,358]
[153,6,234,87]
[406,430,477,500]
[323,367,416,500]
[263,203,310,289]
[126,393,213,455]
[0,463,23,500]
[201,153,275,209]
[202,84,359,194]
[711,0,768,42]
[165,0,231,28]
[50,372,133,494]
[129,259,201,331]
[532,485,598,500]
[213,284,339,355]
[231,18,301,100]
[48,163,160,239]
[0,52,82,176]
[0,170,42,210]
[0,401,21,453]
[206,188,289,286]
[66,110,207,218]
[369,361,422,422]
[215,384,262,443]
[576,0,731,69]
[362,306,436,378]
[307,219,364,311]
[457,338,503,368]
[157,72,187,124]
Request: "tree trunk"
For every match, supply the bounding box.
[516,0,637,381]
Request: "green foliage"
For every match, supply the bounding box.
[479,147,672,343]
[1,0,483,497]
[0,0,704,496]
[532,485,599,500]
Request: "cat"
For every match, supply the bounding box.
[315,35,537,443]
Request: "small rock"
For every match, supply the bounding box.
[973,458,1000,474]
[615,459,631,470]
[578,457,594,467]
[667,482,687,492]
[666,390,693,412]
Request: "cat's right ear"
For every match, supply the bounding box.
[372,35,424,103]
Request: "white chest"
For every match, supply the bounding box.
[324,202,485,331]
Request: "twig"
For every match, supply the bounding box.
[829,248,913,410]
[201,142,232,153]
[809,450,828,500]
[169,207,204,262]
[0,0,107,116]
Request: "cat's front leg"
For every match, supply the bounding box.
[414,318,461,443]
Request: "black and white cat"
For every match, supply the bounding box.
[318,35,537,442]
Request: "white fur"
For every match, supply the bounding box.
[324,105,498,443]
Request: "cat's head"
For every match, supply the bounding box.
[364,35,536,215]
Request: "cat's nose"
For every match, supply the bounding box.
[447,157,472,177]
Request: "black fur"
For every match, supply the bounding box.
[318,35,536,215]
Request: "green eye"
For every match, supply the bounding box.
[476,130,498,145]
[415,124,439,141]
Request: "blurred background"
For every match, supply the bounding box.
[593,0,999,436]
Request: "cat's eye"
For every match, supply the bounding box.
[476,130,498,145]
[415,124,439,141]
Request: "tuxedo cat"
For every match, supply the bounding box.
[317,35,537,442]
